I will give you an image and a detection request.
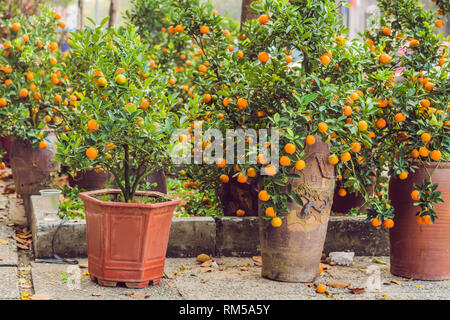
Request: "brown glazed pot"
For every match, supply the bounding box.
[219,177,258,216]
[331,189,365,214]
[79,189,180,288]
[68,170,112,191]
[0,136,13,164]
[389,162,450,280]
[9,131,60,195]
[259,136,336,282]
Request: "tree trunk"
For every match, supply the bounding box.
[240,0,258,27]
[108,0,118,27]
[78,0,84,29]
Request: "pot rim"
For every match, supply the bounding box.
[79,188,181,209]
[413,161,450,169]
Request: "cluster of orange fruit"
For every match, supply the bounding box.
[0,10,70,151]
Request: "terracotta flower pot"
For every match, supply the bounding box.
[9,131,60,195]
[68,170,112,191]
[389,162,450,280]
[79,189,181,288]
[258,136,335,282]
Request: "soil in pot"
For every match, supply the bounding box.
[389,162,450,280]
[259,136,336,282]
[79,189,180,288]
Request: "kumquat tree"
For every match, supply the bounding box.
[54,21,182,202]
[361,0,449,226]
[0,4,69,147]
[147,0,389,228]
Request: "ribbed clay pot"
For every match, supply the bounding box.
[9,131,60,195]
[258,136,336,282]
[79,189,180,288]
[389,162,450,280]
[69,170,112,191]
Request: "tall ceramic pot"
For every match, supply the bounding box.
[259,136,336,282]
[79,189,180,288]
[389,162,450,280]
[9,131,60,195]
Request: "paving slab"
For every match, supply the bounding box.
[0,267,20,299]
[0,224,18,266]
[31,259,180,300]
[164,257,450,300]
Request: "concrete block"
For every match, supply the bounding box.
[329,251,355,266]
[215,217,260,257]
[30,195,87,259]
[167,217,216,257]
[324,216,390,256]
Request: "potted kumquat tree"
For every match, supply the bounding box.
[55,21,182,288]
[0,5,68,195]
[160,0,382,282]
[362,0,449,280]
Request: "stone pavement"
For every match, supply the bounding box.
[1,176,449,300]
[3,256,445,300]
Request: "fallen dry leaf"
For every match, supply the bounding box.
[200,259,213,267]
[0,238,8,245]
[30,294,53,300]
[349,288,366,294]
[254,263,262,267]
[12,235,27,245]
[200,267,213,273]
[79,263,88,269]
[15,243,30,250]
[240,267,248,271]
[390,280,402,286]
[92,293,101,297]
[202,279,209,284]
[124,291,133,296]
[326,281,351,289]
[252,256,262,264]
[196,253,211,263]
[372,258,387,265]
[320,263,331,270]
[215,259,224,265]
[131,293,148,300]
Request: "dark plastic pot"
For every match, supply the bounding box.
[389,162,450,280]
[259,136,336,282]
[79,189,180,288]
[9,131,60,195]
[68,170,112,191]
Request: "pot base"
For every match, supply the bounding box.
[90,275,161,288]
